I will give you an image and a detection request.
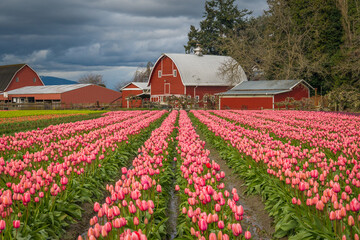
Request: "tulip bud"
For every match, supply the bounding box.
[13,220,20,228]
[0,220,5,230]
[209,233,216,240]
[134,216,139,226]
[244,231,251,239]
[218,220,224,229]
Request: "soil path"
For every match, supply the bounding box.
[194,126,275,240]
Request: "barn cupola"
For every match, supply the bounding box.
[194,45,203,56]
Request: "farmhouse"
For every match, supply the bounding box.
[218,80,312,110]
[120,82,150,108]
[0,84,121,107]
[148,50,247,105]
[0,64,44,93]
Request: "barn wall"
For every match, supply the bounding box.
[274,83,309,102]
[220,96,273,110]
[2,94,61,101]
[149,56,185,99]
[186,86,230,99]
[6,65,44,91]
[121,86,143,108]
[61,85,121,105]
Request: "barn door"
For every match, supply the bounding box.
[164,83,170,95]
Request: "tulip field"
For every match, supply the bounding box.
[0,109,359,239]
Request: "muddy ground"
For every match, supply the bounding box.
[195,127,275,240]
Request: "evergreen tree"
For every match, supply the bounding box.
[184,0,251,55]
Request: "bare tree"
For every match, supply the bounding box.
[78,73,106,87]
[133,62,153,82]
[334,0,360,86]
[218,58,248,86]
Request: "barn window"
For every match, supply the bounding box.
[173,70,177,77]
[203,95,207,102]
[16,77,19,82]
[187,95,191,99]
[158,70,162,78]
[195,96,199,103]
[33,77,36,82]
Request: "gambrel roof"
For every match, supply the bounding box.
[149,53,248,86]
[0,63,44,92]
[0,64,26,91]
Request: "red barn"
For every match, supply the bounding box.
[218,80,312,110]
[148,52,247,105]
[120,82,150,108]
[0,84,121,107]
[0,64,44,93]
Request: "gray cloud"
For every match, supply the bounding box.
[0,0,268,88]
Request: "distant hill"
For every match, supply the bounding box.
[40,76,78,85]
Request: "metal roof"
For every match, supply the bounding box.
[1,84,92,95]
[230,80,302,91]
[219,80,312,96]
[150,53,248,86]
[219,90,289,96]
[0,64,26,91]
[131,82,150,90]
[120,82,150,91]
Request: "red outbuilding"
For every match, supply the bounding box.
[0,63,44,93]
[148,51,247,105]
[0,84,121,107]
[218,80,312,110]
[120,82,150,108]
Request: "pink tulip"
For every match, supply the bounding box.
[13,220,20,228]
[0,220,5,230]
[209,232,216,240]
[198,219,207,231]
[244,231,251,239]
[218,220,224,229]
[231,223,242,236]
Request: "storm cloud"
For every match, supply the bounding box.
[0,0,268,88]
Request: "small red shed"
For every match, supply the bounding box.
[120,82,150,108]
[0,84,121,107]
[0,64,44,93]
[148,52,247,105]
[218,80,312,110]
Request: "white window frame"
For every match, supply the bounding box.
[195,95,200,103]
[203,95,207,103]
[158,70,162,78]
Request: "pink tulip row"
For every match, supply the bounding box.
[0,110,147,155]
[80,110,178,240]
[0,111,161,186]
[177,110,251,239]
[223,110,360,158]
[0,110,166,238]
[192,110,360,239]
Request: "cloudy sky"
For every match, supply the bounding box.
[0,0,268,89]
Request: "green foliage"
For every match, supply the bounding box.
[188,0,360,97]
[184,0,251,55]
